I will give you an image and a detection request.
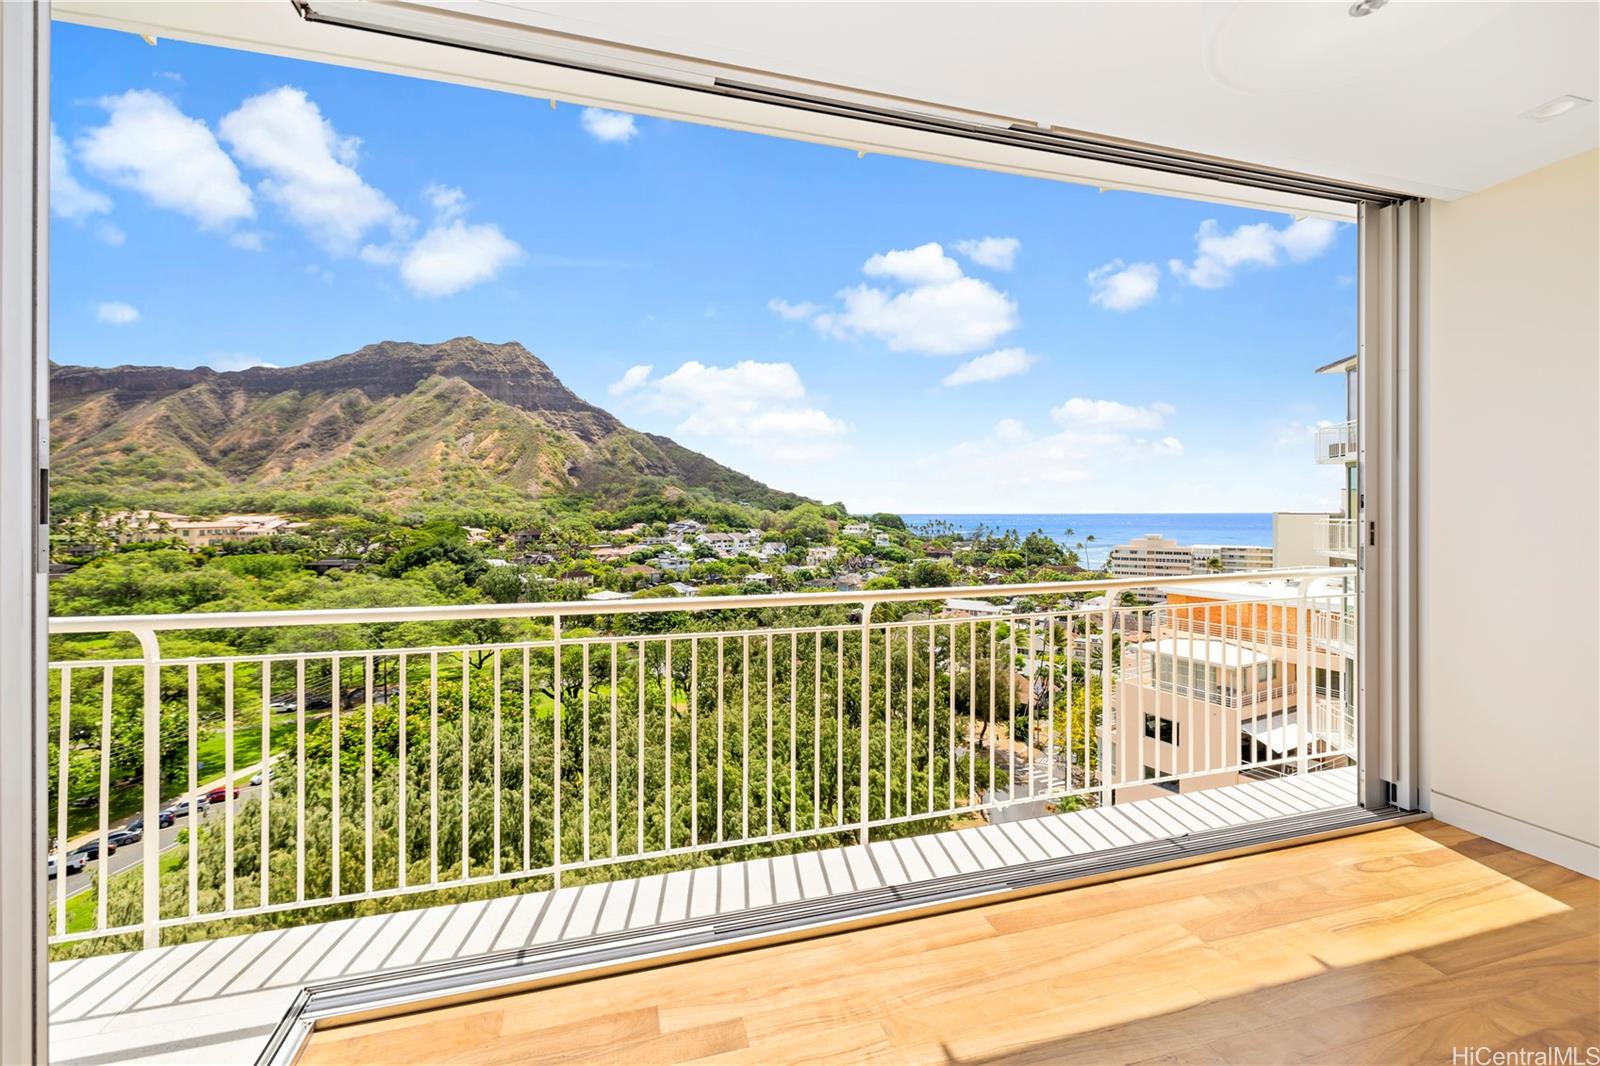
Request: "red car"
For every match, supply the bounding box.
[204,786,241,805]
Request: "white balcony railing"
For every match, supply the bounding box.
[45,568,1353,951]
[1314,516,1358,559]
[1312,611,1357,653]
[1314,420,1357,465]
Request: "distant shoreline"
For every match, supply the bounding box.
[897,513,1275,567]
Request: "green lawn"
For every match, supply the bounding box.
[62,710,307,839]
[188,708,313,784]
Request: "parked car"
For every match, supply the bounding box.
[48,853,85,879]
[68,839,116,861]
[107,827,141,847]
[204,786,241,805]
[165,796,208,818]
[129,811,174,833]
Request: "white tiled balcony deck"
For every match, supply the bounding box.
[49,766,1358,1065]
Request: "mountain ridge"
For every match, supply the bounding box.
[49,337,810,514]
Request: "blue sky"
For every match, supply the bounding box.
[50,22,1353,514]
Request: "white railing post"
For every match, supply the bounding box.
[857,601,873,845]
[1098,599,1115,807]
[133,627,161,950]
[1296,581,1312,775]
[551,612,562,889]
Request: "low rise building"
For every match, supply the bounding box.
[104,510,300,547]
[805,545,839,567]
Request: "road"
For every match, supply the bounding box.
[982,752,1072,824]
[52,778,265,904]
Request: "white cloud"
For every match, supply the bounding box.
[424,183,466,221]
[50,126,112,220]
[609,364,653,396]
[96,222,126,246]
[1050,397,1175,431]
[228,231,264,251]
[580,108,638,143]
[818,276,1017,355]
[399,219,522,297]
[1168,217,1339,289]
[627,359,847,462]
[1087,259,1160,311]
[931,397,1183,501]
[358,242,399,266]
[78,90,253,230]
[96,301,139,325]
[862,242,962,285]
[219,87,405,254]
[807,240,1020,356]
[1270,417,1333,451]
[941,347,1038,387]
[954,236,1019,271]
[204,352,277,372]
[767,297,819,321]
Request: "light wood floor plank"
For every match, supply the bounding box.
[299,823,1600,1066]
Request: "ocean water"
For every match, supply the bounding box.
[897,513,1273,568]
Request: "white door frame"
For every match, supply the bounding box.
[1358,200,1424,812]
[0,1,50,1061]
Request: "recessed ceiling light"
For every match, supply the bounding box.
[1348,0,1388,17]
[1524,95,1593,121]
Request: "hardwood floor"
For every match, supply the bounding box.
[298,822,1600,1065]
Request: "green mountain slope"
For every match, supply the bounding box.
[50,337,809,514]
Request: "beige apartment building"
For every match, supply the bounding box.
[1105,534,1195,578]
[103,510,299,547]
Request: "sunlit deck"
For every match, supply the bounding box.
[298,820,1600,1066]
[49,768,1363,1064]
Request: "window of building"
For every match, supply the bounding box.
[1144,714,1180,745]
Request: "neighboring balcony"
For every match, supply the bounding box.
[1314,515,1359,559]
[1312,609,1358,654]
[45,569,1358,1063]
[1314,419,1357,464]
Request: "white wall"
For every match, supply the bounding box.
[1423,148,1599,876]
[1271,512,1325,569]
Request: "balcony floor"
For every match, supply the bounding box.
[49,768,1361,1065]
[300,819,1599,1066]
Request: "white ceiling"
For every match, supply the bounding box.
[57,1,1599,201]
[498,0,1600,199]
